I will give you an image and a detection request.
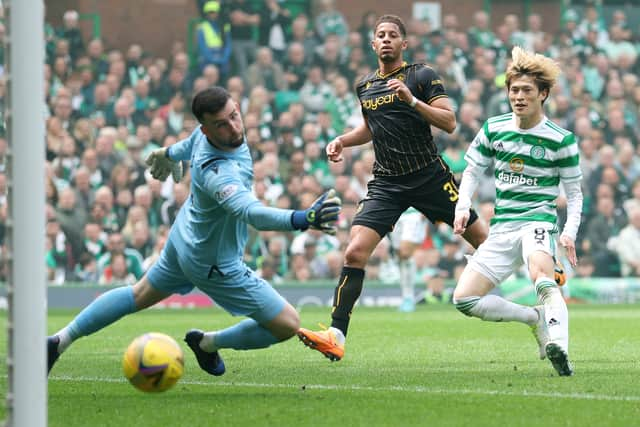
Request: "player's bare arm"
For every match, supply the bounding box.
[326,120,373,163]
[386,79,456,133]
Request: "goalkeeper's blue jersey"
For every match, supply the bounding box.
[166,128,294,273]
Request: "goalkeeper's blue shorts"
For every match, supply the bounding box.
[146,238,286,324]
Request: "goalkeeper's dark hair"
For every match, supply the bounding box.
[191,86,231,123]
[374,14,406,38]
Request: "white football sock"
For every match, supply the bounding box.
[399,258,416,300]
[200,332,218,352]
[329,327,345,345]
[536,277,569,352]
[54,328,73,353]
[456,295,538,324]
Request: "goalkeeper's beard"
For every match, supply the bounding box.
[210,132,245,150]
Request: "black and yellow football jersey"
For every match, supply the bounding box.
[356,62,448,176]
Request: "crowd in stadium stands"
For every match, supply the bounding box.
[1,1,639,296]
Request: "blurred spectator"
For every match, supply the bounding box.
[299,65,333,118]
[97,232,144,280]
[437,236,465,281]
[143,232,168,271]
[121,204,147,242]
[114,188,133,228]
[82,222,107,260]
[290,224,340,264]
[623,179,640,217]
[313,33,344,76]
[196,1,232,76]
[603,25,636,66]
[125,44,146,87]
[246,47,287,92]
[522,13,545,51]
[283,42,308,92]
[94,186,120,232]
[314,0,348,43]
[617,141,640,184]
[86,38,109,81]
[326,75,359,134]
[611,206,640,277]
[107,97,136,134]
[95,129,121,176]
[56,187,87,261]
[46,217,70,285]
[574,255,596,279]
[129,221,154,259]
[99,252,136,285]
[259,0,292,61]
[56,10,84,62]
[225,0,260,78]
[414,248,449,303]
[467,10,495,49]
[604,108,638,148]
[157,92,187,135]
[75,252,99,282]
[161,182,189,225]
[51,135,80,184]
[290,14,318,59]
[583,196,625,277]
[133,184,164,232]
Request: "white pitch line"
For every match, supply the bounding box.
[50,375,640,402]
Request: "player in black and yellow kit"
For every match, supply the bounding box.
[297,14,489,361]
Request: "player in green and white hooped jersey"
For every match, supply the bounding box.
[452,47,583,376]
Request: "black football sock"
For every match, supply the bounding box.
[330,266,365,337]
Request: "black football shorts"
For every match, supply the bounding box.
[352,157,479,237]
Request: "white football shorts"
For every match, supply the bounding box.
[466,221,558,285]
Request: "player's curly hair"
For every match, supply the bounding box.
[374,14,406,38]
[505,46,561,98]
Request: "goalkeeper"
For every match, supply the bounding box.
[47,87,342,377]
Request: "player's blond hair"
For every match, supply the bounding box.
[505,46,561,101]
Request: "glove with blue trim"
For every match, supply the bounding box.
[291,189,342,235]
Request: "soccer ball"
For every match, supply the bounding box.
[122,332,184,393]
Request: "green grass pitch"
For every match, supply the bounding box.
[1,305,640,426]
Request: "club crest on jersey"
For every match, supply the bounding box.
[396,74,405,81]
[509,158,525,172]
[530,146,546,160]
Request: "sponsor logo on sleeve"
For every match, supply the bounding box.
[215,184,238,203]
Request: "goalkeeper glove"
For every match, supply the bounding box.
[291,189,342,235]
[145,148,183,182]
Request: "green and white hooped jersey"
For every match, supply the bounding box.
[465,113,582,233]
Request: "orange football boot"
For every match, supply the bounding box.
[297,326,344,361]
